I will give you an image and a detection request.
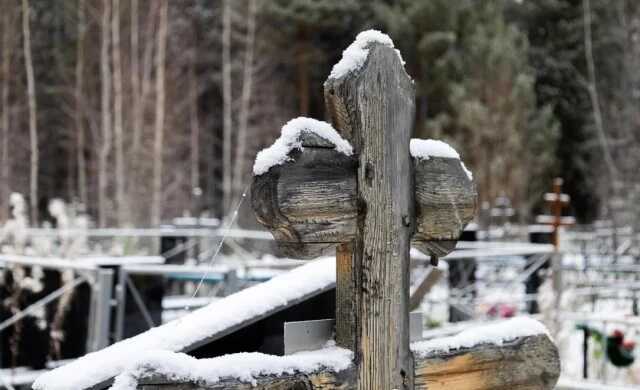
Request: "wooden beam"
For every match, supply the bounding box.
[139,370,355,390]
[250,135,475,260]
[137,334,560,390]
[414,334,560,390]
[335,242,356,350]
[325,43,415,389]
[409,268,443,312]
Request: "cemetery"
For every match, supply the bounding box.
[1,2,640,390]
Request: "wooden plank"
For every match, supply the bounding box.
[137,334,560,390]
[335,243,356,350]
[325,43,415,390]
[409,268,444,311]
[414,334,560,390]
[139,370,356,390]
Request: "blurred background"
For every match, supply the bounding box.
[1,0,637,228]
[2,0,640,389]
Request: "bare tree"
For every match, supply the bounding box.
[151,0,168,226]
[130,0,140,152]
[188,37,200,207]
[1,7,12,222]
[75,0,88,208]
[222,0,232,213]
[583,0,622,259]
[232,0,257,200]
[112,0,126,225]
[134,3,158,159]
[583,0,617,179]
[21,0,38,224]
[129,0,141,209]
[99,0,112,227]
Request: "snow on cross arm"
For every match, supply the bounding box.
[410,138,474,181]
[328,29,405,80]
[410,317,550,357]
[252,117,353,176]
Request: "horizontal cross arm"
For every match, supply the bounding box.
[251,137,476,259]
[544,193,570,203]
[535,215,576,226]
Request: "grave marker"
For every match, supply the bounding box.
[253,34,476,390]
[536,177,575,249]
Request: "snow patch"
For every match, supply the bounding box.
[328,29,405,80]
[109,344,352,390]
[411,317,550,357]
[410,139,460,160]
[253,117,353,176]
[410,139,474,180]
[460,162,474,181]
[33,257,336,390]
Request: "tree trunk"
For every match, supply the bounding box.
[1,7,11,223]
[222,0,233,214]
[99,0,112,227]
[188,38,200,212]
[129,0,139,152]
[128,0,141,223]
[112,0,126,226]
[22,0,38,225]
[583,0,621,264]
[583,0,617,179]
[76,0,87,208]
[136,2,158,224]
[151,0,168,226]
[232,0,257,201]
[296,26,310,116]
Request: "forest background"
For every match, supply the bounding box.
[0,0,638,229]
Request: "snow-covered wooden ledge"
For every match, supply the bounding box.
[412,318,560,390]
[115,318,559,390]
[33,258,337,390]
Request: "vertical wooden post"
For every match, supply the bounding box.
[325,43,415,390]
[551,177,564,249]
[335,242,356,350]
[550,178,564,318]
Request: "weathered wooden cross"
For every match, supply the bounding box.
[251,34,558,390]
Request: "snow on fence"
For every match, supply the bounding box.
[33,258,337,390]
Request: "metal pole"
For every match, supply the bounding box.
[582,327,589,379]
[125,275,156,329]
[86,268,114,352]
[114,267,127,342]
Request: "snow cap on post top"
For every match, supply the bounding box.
[328,29,405,80]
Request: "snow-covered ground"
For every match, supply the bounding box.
[2,195,638,389]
